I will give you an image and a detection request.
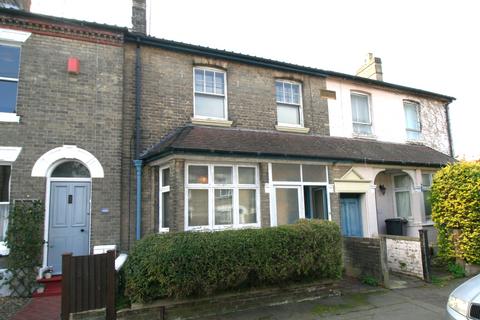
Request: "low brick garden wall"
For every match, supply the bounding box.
[342,237,382,282]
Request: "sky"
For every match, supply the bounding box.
[30,0,480,160]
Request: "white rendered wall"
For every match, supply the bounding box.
[327,79,450,155]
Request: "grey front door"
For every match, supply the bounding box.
[48,181,90,274]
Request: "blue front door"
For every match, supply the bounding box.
[48,182,90,274]
[340,196,363,237]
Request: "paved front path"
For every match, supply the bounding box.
[202,277,468,320]
[11,296,61,320]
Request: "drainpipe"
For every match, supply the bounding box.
[134,41,142,240]
[444,102,454,158]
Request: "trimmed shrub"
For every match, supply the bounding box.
[124,220,342,303]
[431,162,480,264]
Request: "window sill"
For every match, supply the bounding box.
[186,224,261,232]
[0,112,20,123]
[0,242,9,256]
[352,133,377,140]
[191,117,233,127]
[159,228,169,233]
[275,125,310,134]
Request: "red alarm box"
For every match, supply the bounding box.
[67,57,80,74]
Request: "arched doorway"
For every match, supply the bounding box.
[47,161,91,274]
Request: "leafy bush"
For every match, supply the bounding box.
[431,162,480,264]
[360,275,379,287]
[124,220,342,303]
[5,200,44,297]
[447,262,466,279]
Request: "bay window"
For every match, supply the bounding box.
[0,165,11,243]
[422,173,433,221]
[270,163,329,226]
[185,164,260,230]
[393,174,412,218]
[159,167,170,232]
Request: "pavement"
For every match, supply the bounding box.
[201,276,469,320]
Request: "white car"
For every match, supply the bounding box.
[447,274,480,319]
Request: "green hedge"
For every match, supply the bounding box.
[431,162,480,264]
[124,220,342,303]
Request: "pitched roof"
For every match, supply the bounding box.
[0,7,455,102]
[140,126,454,167]
[125,33,455,103]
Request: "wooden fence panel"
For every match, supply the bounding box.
[61,250,116,320]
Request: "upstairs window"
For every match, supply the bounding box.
[404,101,421,140]
[275,80,303,126]
[351,92,372,135]
[0,44,21,114]
[194,68,227,119]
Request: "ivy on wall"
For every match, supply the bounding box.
[5,200,44,297]
[431,162,480,264]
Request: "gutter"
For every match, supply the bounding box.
[444,102,454,157]
[134,40,143,241]
[141,148,449,169]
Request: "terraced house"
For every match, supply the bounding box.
[0,3,125,273]
[0,0,454,275]
[125,3,454,247]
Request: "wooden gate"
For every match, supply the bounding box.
[61,250,116,320]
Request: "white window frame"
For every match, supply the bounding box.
[0,163,12,256]
[392,173,413,219]
[421,172,434,222]
[403,100,422,140]
[193,67,228,120]
[275,80,304,127]
[0,28,30,123]
[350,91,373,136]
[184,163,260,231]
[159,166,170,233]
[268,163,331,227]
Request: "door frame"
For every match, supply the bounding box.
[271,185,304,227]
[42,162,92,269]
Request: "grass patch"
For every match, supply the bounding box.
[311,293,370,316]
[361,275,379,287]
[447,262,466,278]
[430,275,449,287]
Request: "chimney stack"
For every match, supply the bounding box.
[356,53,383,81]
[0,0,31,11]
[131,0,146,34]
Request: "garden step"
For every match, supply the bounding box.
[33,275,62,298]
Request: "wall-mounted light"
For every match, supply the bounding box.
[379,184,386,195]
